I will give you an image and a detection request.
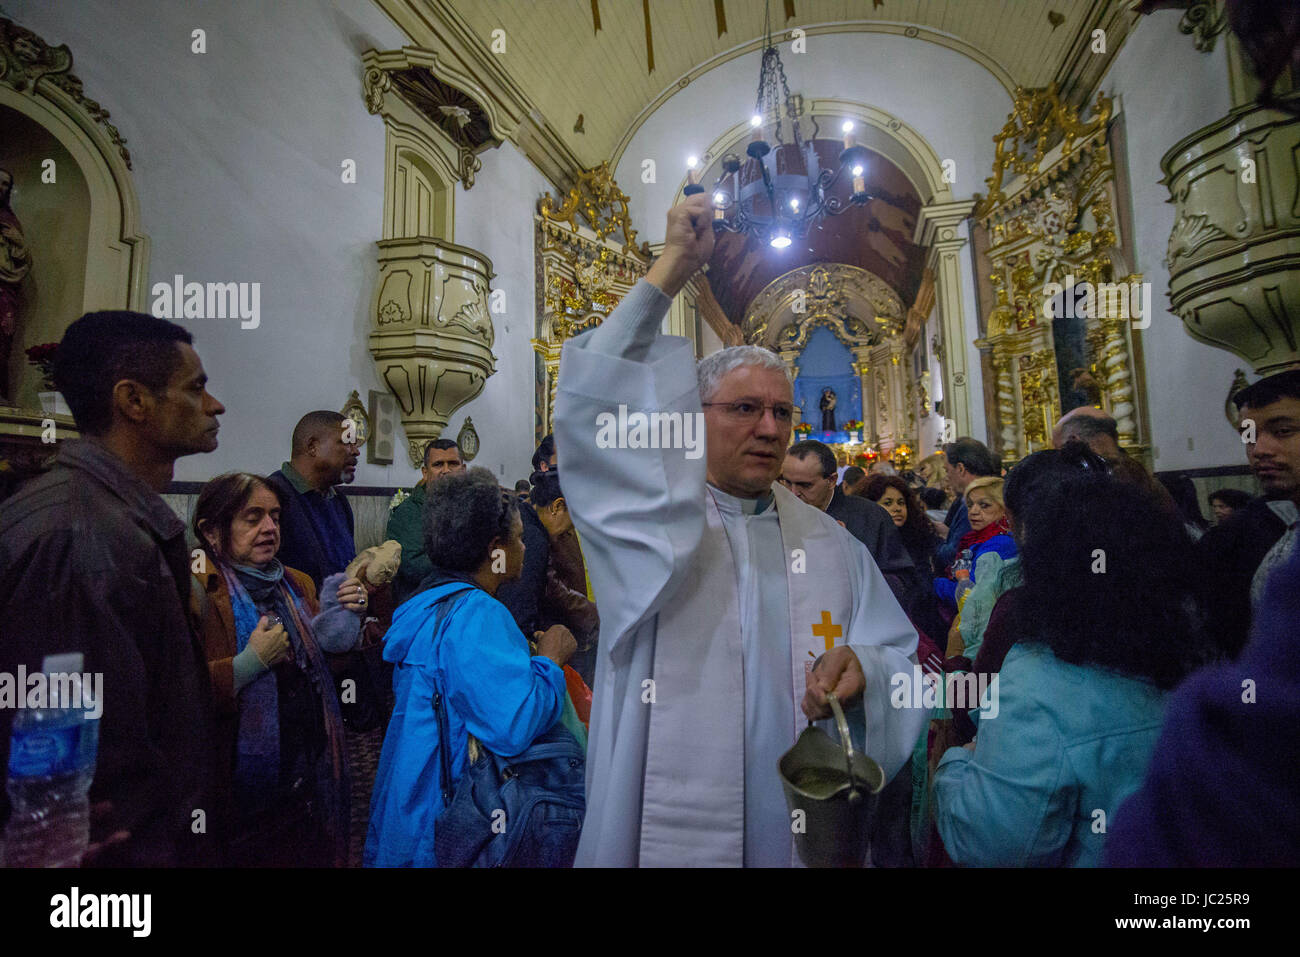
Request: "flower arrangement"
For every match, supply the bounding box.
[25,342,59,391]
[793,422,814,435]
[842,419,864,432]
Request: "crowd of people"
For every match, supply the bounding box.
[0,194,1296,867]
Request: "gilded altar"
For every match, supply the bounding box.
[973,84,1150,462]
[533,163,650,437]
[743,262,914,455]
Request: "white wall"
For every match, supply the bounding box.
[613,31,1009,444]
[9,0,420,485]
[1099,11,1241,471]
[447,139,552,487]
[11,0,547,491]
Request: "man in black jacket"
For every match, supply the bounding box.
[1199,371,1300,658]
[0,311,224,866]
[781,440,918,584]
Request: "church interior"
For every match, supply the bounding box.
[3,0,1293,526]
[0,0,1298,880]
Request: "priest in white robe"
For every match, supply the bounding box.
[555,193,926,867]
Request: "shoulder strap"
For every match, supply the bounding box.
[429,586,475,808]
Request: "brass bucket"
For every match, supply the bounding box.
[778,692,885,867]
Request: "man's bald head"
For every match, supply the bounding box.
[1053,406,1122,461]
[291,410,347,455]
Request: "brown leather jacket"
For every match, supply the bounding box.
[0,440,213,866]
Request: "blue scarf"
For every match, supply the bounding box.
[221,560,313,811]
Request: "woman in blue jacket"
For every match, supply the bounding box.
[933,469,1218,866]
[365,468,577,867]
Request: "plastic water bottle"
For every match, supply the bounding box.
[2,654,101,868]
[953,549,975,603]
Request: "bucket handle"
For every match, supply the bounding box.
[824,692,865,800]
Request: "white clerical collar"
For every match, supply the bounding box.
[709,483,776,516]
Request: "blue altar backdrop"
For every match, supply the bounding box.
[792,326,860,433]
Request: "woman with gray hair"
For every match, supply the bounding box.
[365,467,577,866]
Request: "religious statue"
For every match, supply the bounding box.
[0,169,33,403]
[819,387,837,432]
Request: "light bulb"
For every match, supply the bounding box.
[751,114,763,127]
[852,165,864,177]
[770,233,792,249]
[687,155,699,169]
[841,120,855,133]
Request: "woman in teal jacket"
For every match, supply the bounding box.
[365,469,577,867]
[933,467,1218,866]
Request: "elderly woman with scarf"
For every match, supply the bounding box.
[193,471,368,867]
[933,475,1016,612]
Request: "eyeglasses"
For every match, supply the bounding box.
[702,400,795,424]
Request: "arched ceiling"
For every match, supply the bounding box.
[379,0,1137,170]
[705,140,924,325]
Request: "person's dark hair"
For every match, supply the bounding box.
[862,474,933,546]
[53,311,194,435]
[423,467,519,572]
[1012,471,1217,690]
[1208,487,1254,511]
[1232,369,1300,411]
[532,434,556,472]
[943,437,999,477]
[530,469,565,508]
[787,439,836,478]
[841,465,865,487]
[192,472,283,564]
[423,438,461,467]
[1157,473,1209,531]
[1003,444,1109,540]
[291,410,345,456]
[919,486,946,510]
[514,479,531,495]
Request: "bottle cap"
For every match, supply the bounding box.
[41,653,84,675]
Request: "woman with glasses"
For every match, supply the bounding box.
[365,468,577,867]
[192,471,367,867]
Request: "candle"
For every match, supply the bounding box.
[841,120,856,149]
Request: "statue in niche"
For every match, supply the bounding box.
[819,387,838,432]
[0,169,33,403]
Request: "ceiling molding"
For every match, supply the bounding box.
[610,20,1018,171]
[1050,0,1142,109]
[374,0,585,192]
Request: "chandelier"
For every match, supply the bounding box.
[684,1,874,248]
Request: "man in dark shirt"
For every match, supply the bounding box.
[780,440,918,584]
[0,311,224,866]
[267,410,360,589]
[935,437,1000,569]
[267,411,369,726]
[1199,371,1300,658]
